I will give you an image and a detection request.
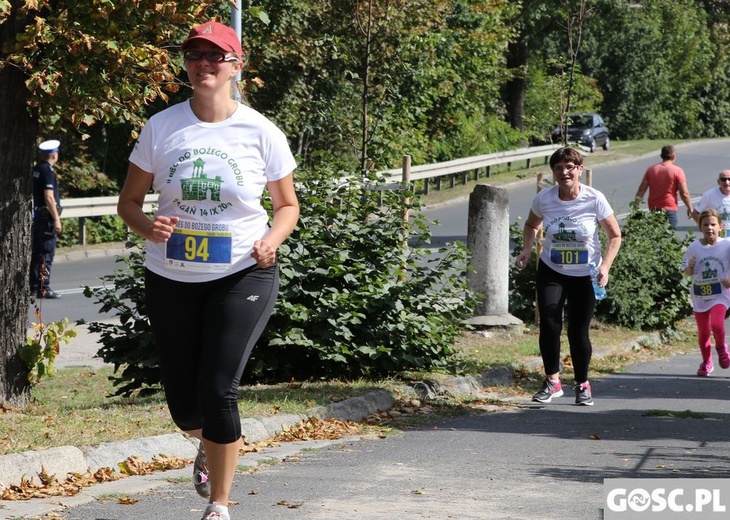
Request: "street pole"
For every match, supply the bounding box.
[231,1,242,100]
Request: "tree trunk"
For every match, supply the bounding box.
[360,0,373,174]
[0,56,38,404]
[505,37,528,133]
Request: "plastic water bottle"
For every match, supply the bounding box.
[589,262,607,301]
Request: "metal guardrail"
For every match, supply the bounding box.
[381,144,561,194]
[60,145,561,243]
[61,194,159,218]
[61,194,159,244]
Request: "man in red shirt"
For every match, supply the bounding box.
[634,145,693,229]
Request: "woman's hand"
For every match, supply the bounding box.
[147,216,180,243]
[252,239,277,268]
[597,265,609,288]
[515,251,530,270]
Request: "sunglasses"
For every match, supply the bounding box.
[720,178,730,182]
[552,164,580,174]
[183,50,239,63]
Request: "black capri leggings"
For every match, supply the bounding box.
[536,259,596,383]
[145,265,279,444]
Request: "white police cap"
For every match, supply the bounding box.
[39,139,60,153]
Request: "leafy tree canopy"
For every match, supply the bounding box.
[1,0,224,137]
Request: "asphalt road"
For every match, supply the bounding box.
[424,139,730,246]
[27,250,126,326]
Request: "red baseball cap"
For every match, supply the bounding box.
[181,21,242,57]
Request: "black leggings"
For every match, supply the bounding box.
[145,265,279,444]
[536,260,595,383]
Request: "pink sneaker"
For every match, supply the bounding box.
[193,441,210,498]
[532,378,563,403]
[574,381,594,406]
[697,359,714,377]
[716,345,730,369]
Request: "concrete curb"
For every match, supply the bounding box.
[0,447,88,487]
[54,245,129,263]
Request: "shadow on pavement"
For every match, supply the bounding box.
[408,353,730,485]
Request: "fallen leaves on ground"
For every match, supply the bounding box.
[0,454,190,501]
[277,500,304,508]
[275,417,364,442]
[240,416,366,454]
[1,467,111,501]
[1,418,373,501]
[0,402,18,414]
[118,454,189,476]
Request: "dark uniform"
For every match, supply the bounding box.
[29,140,62,298]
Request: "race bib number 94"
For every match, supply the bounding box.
[165,220,233,273]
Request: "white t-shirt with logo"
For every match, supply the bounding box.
[681,239,730,313]
[695,187,730,230]
[129,100,297,283]
[531,184,614,277]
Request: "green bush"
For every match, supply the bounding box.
[508,218,537,323]
[58,215,128,247]
[599,208,693,330]
[23,318,77,385]
[86,167,477,395]
[252,165,477,381]
[57,154,125,247]
[60,155,118,198]
[433,114,526,160]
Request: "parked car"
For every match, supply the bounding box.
[551,113,610,153]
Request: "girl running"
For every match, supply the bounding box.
[682,209,730,376]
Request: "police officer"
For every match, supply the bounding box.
[29,139,63,299]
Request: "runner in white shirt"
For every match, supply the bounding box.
[117,21,299,520]
[515,147,621,406]
[682,209,730,377]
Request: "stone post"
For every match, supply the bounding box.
[466,184,522,330]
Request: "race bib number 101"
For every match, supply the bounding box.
[550,247,588,266]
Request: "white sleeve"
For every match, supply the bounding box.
[261,123,297,182]
[128,121,155,173]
